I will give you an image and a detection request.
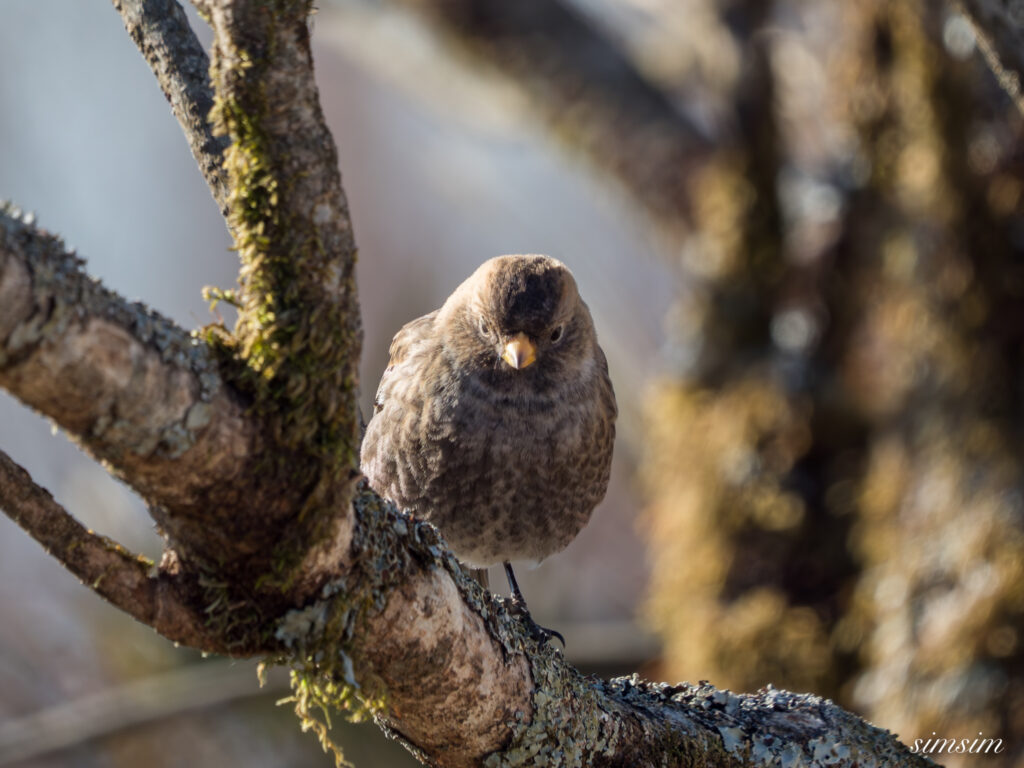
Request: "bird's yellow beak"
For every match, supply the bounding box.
[501,332,537,369]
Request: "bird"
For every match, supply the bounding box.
[360,254,617,643]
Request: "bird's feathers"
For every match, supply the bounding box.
[373,310,438,413]
[360,255,616,568]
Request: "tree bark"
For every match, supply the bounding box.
[0,448,223,652]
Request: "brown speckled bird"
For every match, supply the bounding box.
[361,255,616,641]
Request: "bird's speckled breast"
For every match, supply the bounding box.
[361,344,615,568]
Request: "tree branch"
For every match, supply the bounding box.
[111,0,232,213]
[0,205,254,511]
[0,449,929,767]
[0,205,334,594]
[173,0,365,602]
[395,0,712,235]
[0,661,282,765]
[261,488,930,768]
[0,448,224,653]
[955,0,1024,114]
[0,422,934,767]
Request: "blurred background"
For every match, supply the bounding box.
[1,0,1022,766]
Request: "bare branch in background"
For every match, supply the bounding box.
[955,0,1024,113]
[396,0,712,237]
[0,661,283,766]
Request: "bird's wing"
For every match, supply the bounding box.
[373,310,439,413]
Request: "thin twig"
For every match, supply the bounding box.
[954,0,1024,115]
[0,661,288,766]
[0,449,223,651]
[111,0,231,213]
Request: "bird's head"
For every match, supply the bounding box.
[442,255,597,391]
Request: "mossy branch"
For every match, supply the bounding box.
[200,0,363,594]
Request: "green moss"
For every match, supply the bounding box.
[201,0,361,595]
[191,5,368,751]
[279,624,385,768]
[269,488,427,765]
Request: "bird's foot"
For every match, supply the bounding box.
[508,596,565,648]
[501,561,565,647]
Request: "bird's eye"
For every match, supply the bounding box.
[478,318,492,339]
[550,324,565,343]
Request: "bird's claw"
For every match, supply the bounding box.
[508,596,565,648]
[532,623,566,648]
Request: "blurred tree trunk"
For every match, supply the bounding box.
[641,1,1024,765]
[367,1,1024,760]
[643,0,859,701]
[836,1,1024,757]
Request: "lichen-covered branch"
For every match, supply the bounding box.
[493,675,934,768]
[0,205,256,521]
[0,448,226,652]
[275,489,933,768]
[111,0,231,213]
[0,205,334,602]
[0,204,930,765]
[0,433,930,766]
[955,0,1024,113]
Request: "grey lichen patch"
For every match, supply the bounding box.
[777,743,805,768]
[718,725,748,756]
[482,640,636,767]
[5,311,50,355]
[275,590,343,650]
[156,423,195,459]
[270,486,433,765]
[485,666,932,767]
[275,583,372,767]
[184,402,213,430]
[668,682,929,767]
[811,739,852,764]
